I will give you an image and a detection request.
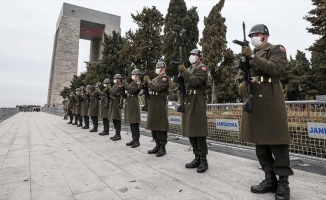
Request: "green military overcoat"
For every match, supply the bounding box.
[146,74,169,131]
[98,88,109,119]
[81,94,89,116]
[108,84,122,120]
[123,81,141,124]
[240,43,292,145]
[75,95,82,115]
[67,98,73,115]
[72,96,77,115]
[180,62,208,137]
[88,90,99,117]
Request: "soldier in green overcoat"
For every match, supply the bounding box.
[123,69,142,148]
[80,86,90,129]
[67,92,74,124]
[108,74,123,141]
[87,84,99,132]
[97,78,110,136]
[62,97,68,120]
[178,49,209,173]
[75,88,83,127]
[72,90,78,125]
[239,24,293,200]
[144,61,170,157]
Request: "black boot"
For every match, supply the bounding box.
[148,143,160,154]
[112,131,121,141]
[126,139,134,146]
[82,125,89,129]
[131,140,140,148]
[185,155,200,168]
[197,158,208,173]
[99,131,109,136]
[251,172,278,193]
[67,121,72,124]
[77,123,83,127]
[89,127,98,132]
[110,134,117,140]
[72,122,78,125]
[156,144,166,157]
[275,176,290,200]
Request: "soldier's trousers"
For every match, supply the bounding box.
[256,145,294,176]
[102,118,109,132]
[69,115,74,122]
[64,109,68,119]
[113,120,121,132]
[78,115,83,125]
[151,130,167,145]
[189,137,208,158]
[74,114,78,123]
[83,116,89,127]
[130,123,140,140]
[91,116,98,128]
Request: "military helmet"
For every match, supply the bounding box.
[189,49,202,57]
[131,69,140,75]
[95,82,101,88]
[114,74,122,79]
[248,24,269,37]
[75,88,80,91]
[70,92,74,95]
[86,85,92,90]
[103,78,110,84]
[156,61,166,68]
[80,86,85,90]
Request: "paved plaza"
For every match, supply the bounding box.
[0,112,325,200]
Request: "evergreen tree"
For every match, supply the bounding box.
[59,87,70,98]
[304,0,326,53]
[310,51,326,95]
[163,0,199,76]
[287,51,313,100]
[119,6,164,78]
[200,0,229,103]
[85,31,127,85]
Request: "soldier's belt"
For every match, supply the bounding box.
[149,91,167,96]
[186,90,205,95]
[251,76,280,83]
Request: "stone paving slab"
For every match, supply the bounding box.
[0,112,325,200]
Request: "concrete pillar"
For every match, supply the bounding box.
[47,16,80,106]
[89,38,101,62]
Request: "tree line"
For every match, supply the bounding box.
[60,0,326,103]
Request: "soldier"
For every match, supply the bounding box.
[108,74,123,141]
[62,96,68,120]
[178,49,209,173]
[67,92,74,124]
[72,89,78,125]
[97,78,110,136]
[75,88,83,127]
[238,24,293,200]
[122,69,142,148]
[87,84,99,132]
[81,86,90,129]
[144,61,170,157]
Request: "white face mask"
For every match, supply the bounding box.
[189,55,197,64]
[131,75,136,80]
[155,68,161,75]
[113,80,117,84]
[251,36,263,48]
[103,84,107,87]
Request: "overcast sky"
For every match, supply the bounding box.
[0,0,318,107]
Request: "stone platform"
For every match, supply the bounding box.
[0,112,325,200]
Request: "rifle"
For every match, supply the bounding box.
[171,46,185,113]
[117,84,126,109]
[232,22,252,113]
[85,92,90,108]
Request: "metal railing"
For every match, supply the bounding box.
[42,101,326,161]
[0,108,19,122]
